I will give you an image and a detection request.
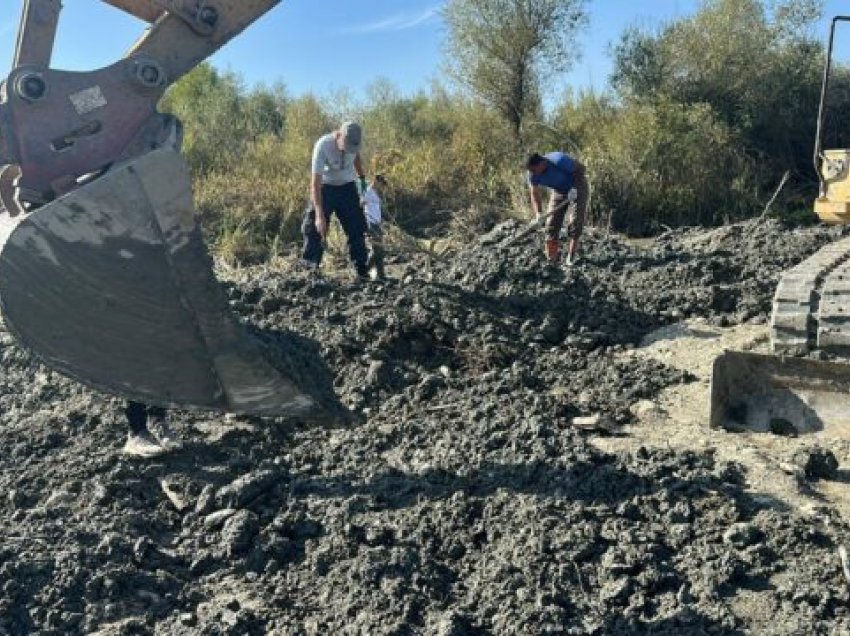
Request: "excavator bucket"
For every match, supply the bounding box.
[709,351,850,436]
[0,147,313,417]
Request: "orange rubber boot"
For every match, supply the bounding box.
[545,238,561,264]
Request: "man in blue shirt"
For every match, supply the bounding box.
[526,151,589,265]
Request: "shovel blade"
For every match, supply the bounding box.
[0,147,312,416]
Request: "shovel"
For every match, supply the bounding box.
[501,202,576,249]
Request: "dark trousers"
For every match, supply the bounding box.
[301,182,368,274]
[125,401,166,435]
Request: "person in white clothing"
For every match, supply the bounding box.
[301,121,369,278]
[362,174,388,280]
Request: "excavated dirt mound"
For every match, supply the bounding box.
[2,218,850,634]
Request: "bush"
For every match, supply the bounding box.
[583,99,751,234]
[157,0,850,266]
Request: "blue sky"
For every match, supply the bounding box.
[0,1,847,99]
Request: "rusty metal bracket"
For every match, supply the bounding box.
[0,0,282,206]
[150,0,220,36]
[14,0,61,68]
[104,0,220,35]
[102,0,164,24]
[126,0,282,85]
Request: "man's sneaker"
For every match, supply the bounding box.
[148,416,183,450]
[565,254,580,266]
[123,430,167,458]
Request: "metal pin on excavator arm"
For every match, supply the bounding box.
[0,0,314,416]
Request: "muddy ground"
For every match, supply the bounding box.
[3,218,850,634]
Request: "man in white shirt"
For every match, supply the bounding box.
[301,121,369,278]
[362,174,388,280]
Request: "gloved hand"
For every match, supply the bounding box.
[567,188,578,203]
[358,176,368,196]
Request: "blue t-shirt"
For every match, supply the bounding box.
[527,151,576,194]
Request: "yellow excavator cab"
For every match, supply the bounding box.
[814,16,850,226]
[815,149,850,224]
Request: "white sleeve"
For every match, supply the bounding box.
[364,189,380,219]
[311,138,325,175]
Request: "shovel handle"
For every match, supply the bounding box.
[501,202,575,248]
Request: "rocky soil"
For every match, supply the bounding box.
[3,218,850,634]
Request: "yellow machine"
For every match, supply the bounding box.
[0,1,313,417]
[815,17,850,224]
[710,16,850,435]
[815,149,850,223]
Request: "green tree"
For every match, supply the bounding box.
[583,98,749,232]
[442,0,587,145]
[609,0,838,218]
[242,83,287,140]
[160,63,245,172]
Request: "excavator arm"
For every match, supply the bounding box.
[0,1,314,417]
[1,0,280,206]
